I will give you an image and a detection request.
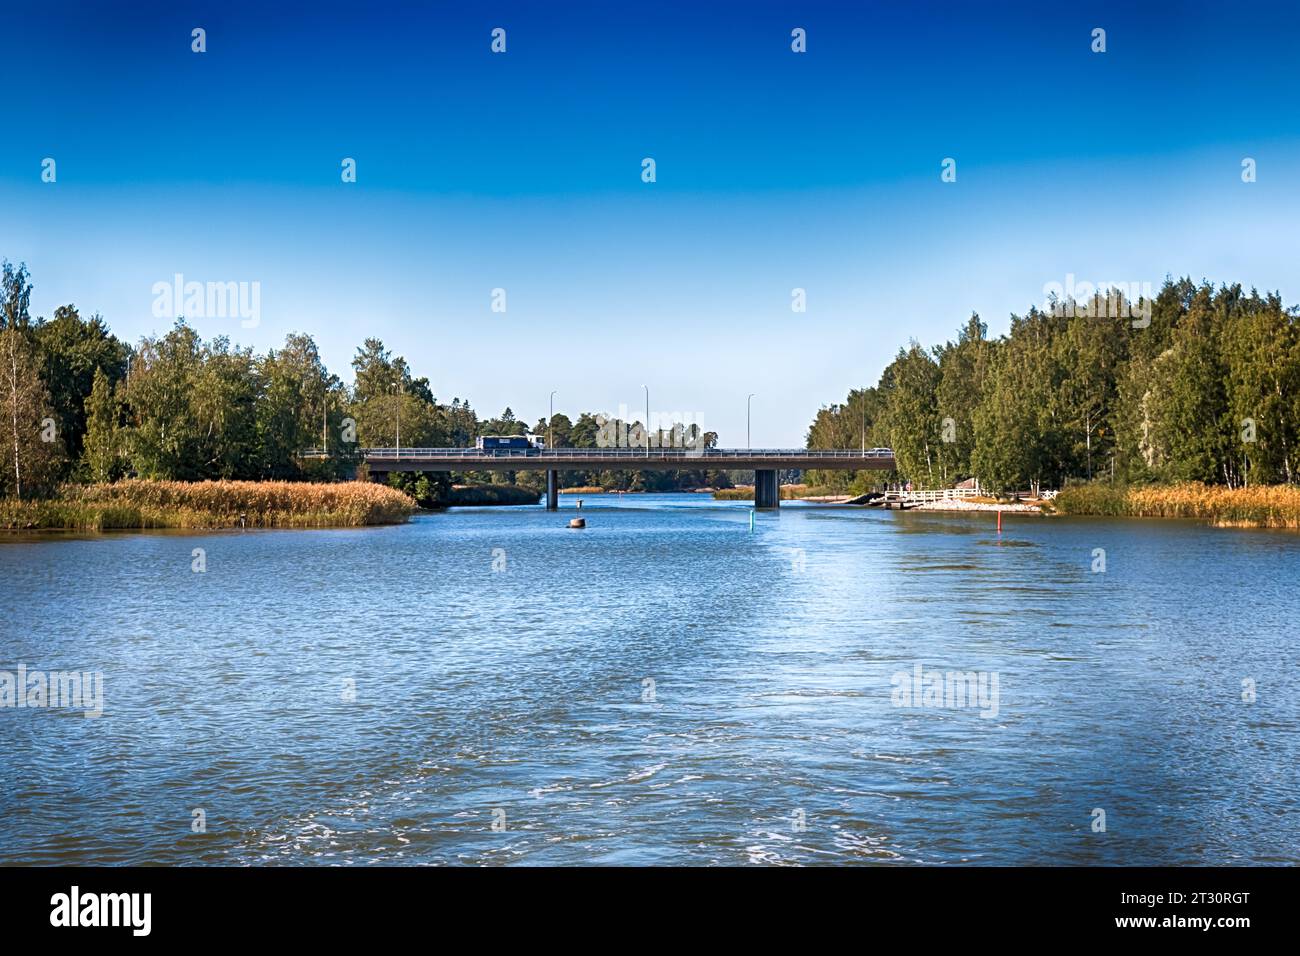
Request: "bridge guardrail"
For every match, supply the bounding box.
[300,447,896,461]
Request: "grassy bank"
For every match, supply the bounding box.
[446,484,540,506]
[1052,482,1300,528]
[0,480,416,531]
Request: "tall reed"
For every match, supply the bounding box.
[0,480,415,531]
[1053,482,1300,528]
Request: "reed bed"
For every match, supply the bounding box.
[1053,482,1300,528]
[713,486,754,500]
[0,480,416,531]
[713,484,840,501]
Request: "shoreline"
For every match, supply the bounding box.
[911,499,1043,514]
[8,481,1297,531]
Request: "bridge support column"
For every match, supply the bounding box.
[546,469,558,510]
[754,469,780,509]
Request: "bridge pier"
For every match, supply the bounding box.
[545,469,558,511]
[754,469,780,509]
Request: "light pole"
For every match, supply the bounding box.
[394,382,402,459]
[860,388,867,457]
[549,389,557,449]
[642,384,650,458]
[747,393,755,451]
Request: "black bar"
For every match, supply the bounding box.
[0,866,1283,943]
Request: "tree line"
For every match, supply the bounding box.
[807,278,1300,493]
[0,261,730,502]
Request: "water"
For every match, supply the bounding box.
[2,494,1297,865]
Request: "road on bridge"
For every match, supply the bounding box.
[299,447,896,510]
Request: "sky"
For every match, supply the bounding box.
[2,0,1298,446]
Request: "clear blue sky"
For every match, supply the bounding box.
[2,0,1298,446]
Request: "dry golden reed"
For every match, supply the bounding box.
[713,483,839,500]
[1054,482,1300,529]
[0,480,415,531]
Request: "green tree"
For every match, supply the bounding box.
[1,327,64,497]
[388,470,451,507]
[1051,306,1126,481]
[82,367,124,482]
[1221,290,1299,484]
[971,311,1057,494]
[191,337,258,478]
[878,343,941,486]
[1153,288,1234,484]
[122,321,205,479]
[1,260,33,331]
[570,412,602,448]
[805,385,888,490]
[350,338,409,404]
[934,313,993,482]
[33,305,128,468]
[352,390,446,448]
[480,407,526,437]
[348,338,449,450]
[446,398,478,447]
[1112,353,1158,481]
[256,333,346,478]
[533,412,573,448]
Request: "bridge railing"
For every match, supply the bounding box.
[300,447,895,461]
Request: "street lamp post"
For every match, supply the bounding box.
[861,388,867,457]
[395,383,402,459]
[747,393,755,451]
[549,389,557,449]
[642,384,650,458]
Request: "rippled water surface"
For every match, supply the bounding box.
[2,494,1297,865]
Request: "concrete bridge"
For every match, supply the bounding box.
[307,447,895,509]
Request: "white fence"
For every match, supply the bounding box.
[896,487,981,503]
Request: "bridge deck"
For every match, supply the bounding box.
[302,448,896,472]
